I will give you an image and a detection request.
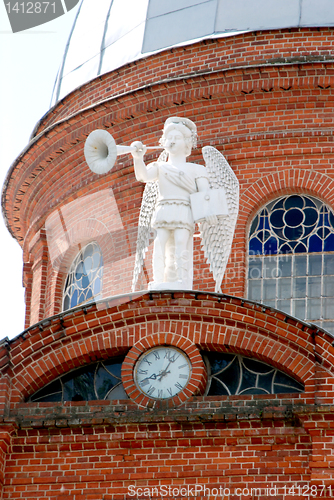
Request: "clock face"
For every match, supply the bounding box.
[134,346,191,399]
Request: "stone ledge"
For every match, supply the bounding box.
[4,395,330,429]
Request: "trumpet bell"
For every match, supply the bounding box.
[84,129,117,174]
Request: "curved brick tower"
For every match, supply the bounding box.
[2,1,334,498]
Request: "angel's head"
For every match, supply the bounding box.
[160,117,197,157]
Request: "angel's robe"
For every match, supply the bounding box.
[150,161,209,232]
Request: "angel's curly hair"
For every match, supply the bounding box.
[159,117,197,157]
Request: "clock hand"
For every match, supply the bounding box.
[157,362,172,380]
[157,369,171,381]
[140,373,158,382]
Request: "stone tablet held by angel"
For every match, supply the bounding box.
[131,116,239,293]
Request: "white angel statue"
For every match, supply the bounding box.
[131,117,239,293]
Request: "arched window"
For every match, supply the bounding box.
[204,352,304,396]
[63,242,103,311]
[248,195,334,334]
[28,356,128,403]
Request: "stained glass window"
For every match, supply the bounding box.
[28,357,128,403]
[204,352,304,396]
[248,195,334,334]
[63,242,103,311]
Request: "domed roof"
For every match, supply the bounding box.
[51,0,334,104]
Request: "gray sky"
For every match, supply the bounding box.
[0,3,80,339]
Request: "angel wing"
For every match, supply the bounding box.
[199,146,239,293]
[132,150,167,291]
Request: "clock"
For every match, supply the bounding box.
[134,346,191,399]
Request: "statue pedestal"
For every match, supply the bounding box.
[148,281,190,291]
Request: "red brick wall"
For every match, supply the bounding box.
[0,293,333,498]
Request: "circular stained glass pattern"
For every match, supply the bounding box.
[63,242,103,311]
[250,195,331,255]
[248,195,334,335]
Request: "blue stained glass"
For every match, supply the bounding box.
[239,368,257,393]
[285,195,304,209]
[304,198,317,208]
[93,252,101,268]
[280,243,293,254]
[258,372,275,390]
[317,226,330,239]
[104,359,122,379]
[303,208,318,227]
[272,227,284,240]
[248,195,334,332]
[284,225,304,241]
[273,198,284,210]
[75,262,84,280]
[95,366,119,400]
[309,234,323,252]
[303,224,316,238]
[82,274,90,289]
[84,256,93,274]
[94,277,102,294]
[270,209,284,228]
[63,242,104,311]
[205,353,304,396]
[84,244,94,259]
[330,212,334,229]
[250,237,263,254]
[243,358,274,374]
[294,243,307,253]
[324,234,334,252]
[284,208,304,227]
[213,357,240,395]
[249,216,259,235]
[28,356,128,403]
[208,379,230,396]
[264,237,278,255]
[71,289,78,308]
[258,216,264,230]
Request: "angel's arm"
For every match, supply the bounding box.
[131,141,158,183]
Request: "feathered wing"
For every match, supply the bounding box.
[132,151,167,291]
[200,146,239,293]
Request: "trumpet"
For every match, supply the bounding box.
[84,129,163,174]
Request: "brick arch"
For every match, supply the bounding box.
[12,325,314,403]
[12,326,315,405]
[8,293,332,404]
[240,169,334,226]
